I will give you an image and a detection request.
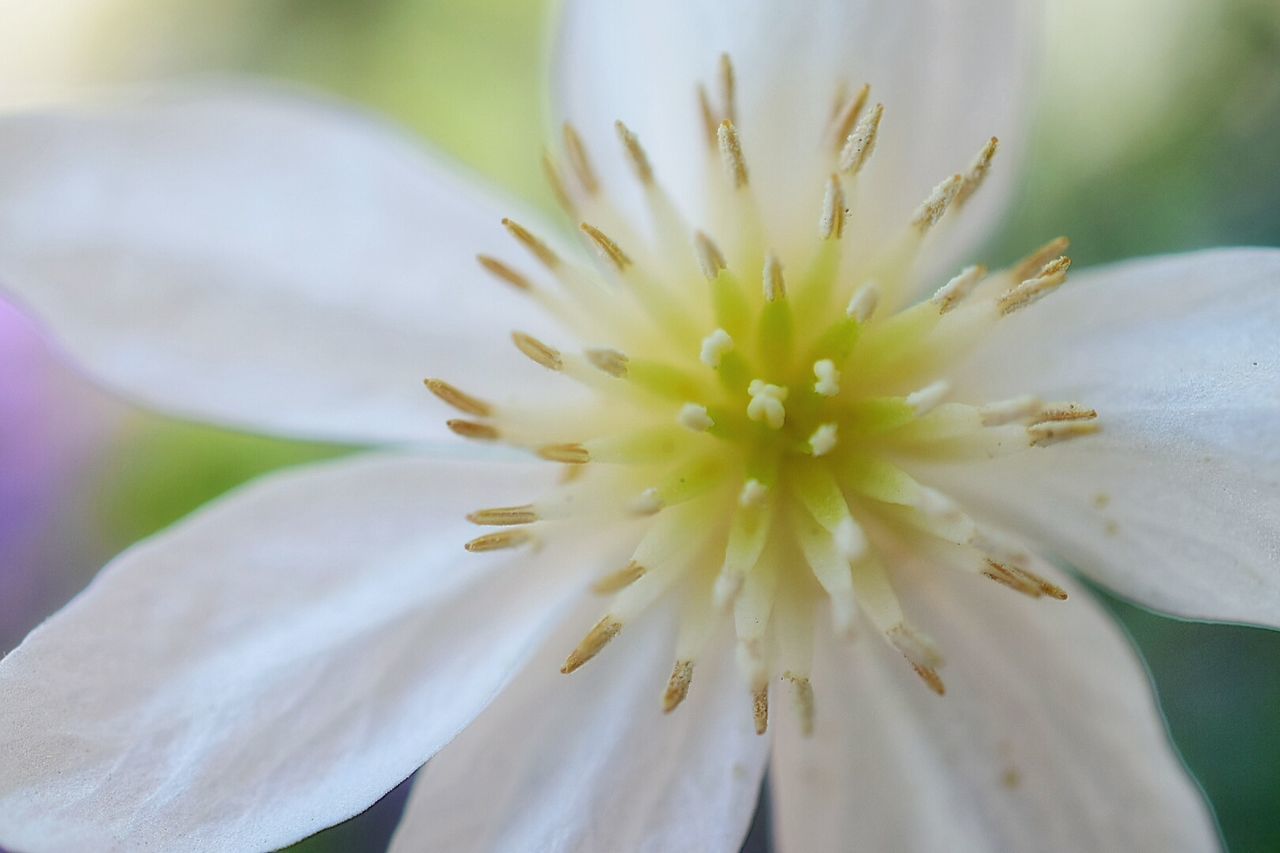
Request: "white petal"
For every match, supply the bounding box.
[934,248,1280,625]
[554,0,1037,263]
[0,85,567,446]
[390,608,767,853]
[0,453,600,852]
[771,561,1220,853]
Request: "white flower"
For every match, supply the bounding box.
[0,1,1275,851]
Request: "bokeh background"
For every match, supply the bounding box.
[1,0,1277,850]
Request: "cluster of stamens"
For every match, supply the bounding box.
[428,55,1098,736]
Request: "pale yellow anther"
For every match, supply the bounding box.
[820,174,846,240]
[464,530,534,553]
[581,222,632,271]
[562,616,622,674]
[906,380,952,416]
[502,218,560,269]
[999,256,1071,315]
[562,122,599,195]
[953,136,999,209]
[447,419,500,442]
[718,120,749,189]
[980,395,1044,426]
[747,380,788,429]
[586,348,629,378]
[678,403,715,432]
[467,505,538,526]
[911,174,965,233]
[739,478,768,507]
[784,672,816,737]
[592,561,646,595]
[424,378,492,417]
[697,84,719,148]
[1035,402,1098,423]
[538,443,591,464]
[931,264,988,313]
[614,120,653,185]
[476,255,533,291]
[813,359,841,397]
[700,329,735,368]
[693,231,727,280]
[663,660,695,713]
[719,53,738,123]
[808,423,838,457]
[512,332,563,371]
[838,102,884,175]
[541,152,575,214]
[1012,236,1071,283]
[830,82,871,152]
[887,622,943,669]
[846,283,880,322]
[752,686,769,735]
[763,252,786,302]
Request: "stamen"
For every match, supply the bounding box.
[447,420,500,441]
[719,53,738,123]
[813,359,841,396]
[477,255,532,291]
[512,331,564,371]
[931,265,988,313]
[784,672,816,736]
[808,423,838,456]
[663,659,695,713]
[467,505,538,526]
[906,380,952,417]
[502,218,560,269]
[677,403,715,432]
[953,137,999,209]
[614,121,654,185]
[911,663,947,696]
[998,256,1071,315]
[562,122,599,195]
[585,347,629,378]
[541,152,576,214]
[700,328,735,368]
[592,561,647,594]
[697,85,718,148]
[464,530,533,553]
[1028,418,1100,446]
[561,616,623,674]
[1012,236,1071,283]
[819,174,846,240]
[846,284,880,323]
[763,252,786,302]
[693,231,727,280]
[911,174,964,234]
[979,395,1043,426]
[718,121,749,189]
[739,478,768,507]
[1035,402,1098,423]
[752,685,769,735]
[538,443,591,463]
[838,102,884,175]
[580,222,632,271]
[747,379,788,429]
[830,82,871,153]
[424,378,492,417]
[887,623,943,669]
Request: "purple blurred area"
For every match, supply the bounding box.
[0,297,122,652]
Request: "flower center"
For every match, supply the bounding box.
[428,56,1099,735]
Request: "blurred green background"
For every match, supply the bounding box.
[1,0,1277,850]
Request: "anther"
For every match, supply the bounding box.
[838,102,884,175]
[614,121,654,185]
[747,380,788,429]
[979,395,1044,426]
[580,222,632,271]
[502,218,560,269]
[1027,419,1101,446]
[538,443,591,464]
[784,672,816,736]
[998,256,1071,315]
[911,663,947,696]
[808,423,838,457]
[592,561,647,595]
[911,174,964,234]
[763,252,786,302]
[906,380,952,417]
[982,559,1069,601]
[739,478,768,507]
[561,616,623,674]
[718,121,749,189]
[887,623,943,669]
[953,136,999,209]
[512,331,563,371]
[541,152,575,214]
[1012,236,1071,283]
[846,284,880,322]
[1035,402,1098,423]
[819,174,846,240]
[931,264,988,313]
[424,378,492,417]
[464,530,533,553]
[700,329,735,368]
[693,231,727,280]
[467,505,538,526]
[447,419,500,441]
[586,348,629,378]
[813,359,841,396]
[697,85,719,148]
[663,660,695,713]
[476,255,532,291]
[752,686,769,735]
[719,53,738,123]
[562,122,599,195]
[678,403,715,432]
[830,82,871,153]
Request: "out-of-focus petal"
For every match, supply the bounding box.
[932,248,1280,625]
[0,453,605,852]
[390,609,767,853]
[771,560,1220,852]
[0,85,569,447]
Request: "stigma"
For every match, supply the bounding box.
[428,55,1098,735]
